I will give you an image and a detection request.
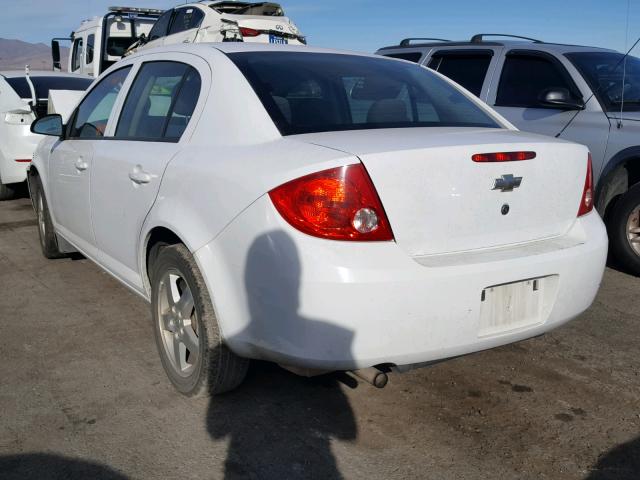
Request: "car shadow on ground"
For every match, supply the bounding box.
[585,436,640,480]
[206,230,359,479]
[0,453,128,479]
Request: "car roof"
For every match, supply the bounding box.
[378,37,619,55]
[0,70,92,79]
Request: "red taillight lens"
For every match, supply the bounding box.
[578,153,594,217]
[269,164,394,241]
[14,159,31,163]
[472,151,536,162]
[240,27,260,37]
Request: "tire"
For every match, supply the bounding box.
[150,243,249,396]
[0,180,17,201]
[33,178,65,259]
[608,182,640,276]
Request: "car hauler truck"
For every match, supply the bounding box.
[51,6,163,77]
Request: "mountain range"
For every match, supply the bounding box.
[0,38,69,72]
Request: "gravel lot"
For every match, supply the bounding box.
[0,196,638,480]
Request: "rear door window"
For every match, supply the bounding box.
[168,8,204,35]
[496,53,582,108]
[115,61,201,141]
[148,9,173,41]
[427,51,493,97]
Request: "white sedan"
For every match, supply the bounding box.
[29,43,607,396]
[0,71,92,199]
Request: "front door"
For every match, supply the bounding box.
[50,66,132,258]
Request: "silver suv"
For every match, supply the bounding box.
[377,34,640,274]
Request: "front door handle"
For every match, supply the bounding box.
[75,158,88,171]
[128,166,152,185]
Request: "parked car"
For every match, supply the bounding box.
[28,43,607,396]
[0,71,92,200]
[377,34,640,274]
[129,1,305,54]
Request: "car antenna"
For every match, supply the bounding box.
[556,33,640,138]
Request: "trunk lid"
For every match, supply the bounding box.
[223,14,303,44]
[293,128,588,257]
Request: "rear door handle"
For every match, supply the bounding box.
[75,158,88,171]
[128,166,152,185]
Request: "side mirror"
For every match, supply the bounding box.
[51,40,61,71]
[31,114,64,137]
[539,88,585,110]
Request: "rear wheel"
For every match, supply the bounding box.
[609,183,640,275]
[33,178,65,259]
[150,243,249,396]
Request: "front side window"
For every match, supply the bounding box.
[148,9,173,41]
[86,34,95,65]
[427,51,492,97]
[69,66,131,139]
[168,7,204,35]
[383,52,423,63]
[496,53,582,108]
[115,62,201,140]
[230,52,499,136]
[71,38,84,72]
[567,51,640,112]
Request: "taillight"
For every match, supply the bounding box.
[14,159,31,163]
[472,151,536,162]
[239,27,260,37]
[578,153,594,217]
[269,164,394,241]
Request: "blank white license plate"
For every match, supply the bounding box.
[478,276,558,337]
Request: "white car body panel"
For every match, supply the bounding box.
[31,44,608,371]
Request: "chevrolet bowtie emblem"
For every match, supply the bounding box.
[492,174,522,192]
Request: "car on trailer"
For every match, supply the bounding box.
[377,34,640,275]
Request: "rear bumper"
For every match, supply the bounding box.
[0,127,39,184]
[195,195,608,370]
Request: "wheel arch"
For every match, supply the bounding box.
[141,225,191,296]
[596,147,640,218]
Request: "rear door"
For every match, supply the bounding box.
[49,66,132,258]
[90,53,207,292]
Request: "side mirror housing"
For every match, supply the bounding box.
[138,32,148,45]
[31,114,64,137]
[539,88,585,110]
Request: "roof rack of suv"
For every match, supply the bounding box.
[400,38,451,46]
[470,33,542,43]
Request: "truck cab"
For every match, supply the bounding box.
[53,6,163,77]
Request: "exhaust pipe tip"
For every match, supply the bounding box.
[351,367,388,388]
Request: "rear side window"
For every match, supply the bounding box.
[496,53,581,108]
[69,66,131,139]
[148,9,173,41]
[168,8,204,35]
[427,51,492,97]
[115,61,201,141]
[383,52,423,63]
[230,52,499,136]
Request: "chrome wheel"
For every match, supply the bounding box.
[626,205,640,255]
[157,270,199,377]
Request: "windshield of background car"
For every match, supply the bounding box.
[567,51,640,112]
[229,52,500,135]
[5,76,93,100]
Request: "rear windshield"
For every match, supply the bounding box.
[5,76,93,100]
[229,52,500,136]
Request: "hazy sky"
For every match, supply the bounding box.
[2,0,639,55]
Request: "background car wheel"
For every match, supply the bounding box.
[150,243,249,396]
[608,182,640,276]
[33,178,65,259]
[0,179,17,201]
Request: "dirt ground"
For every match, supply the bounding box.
[0,196,638,480]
